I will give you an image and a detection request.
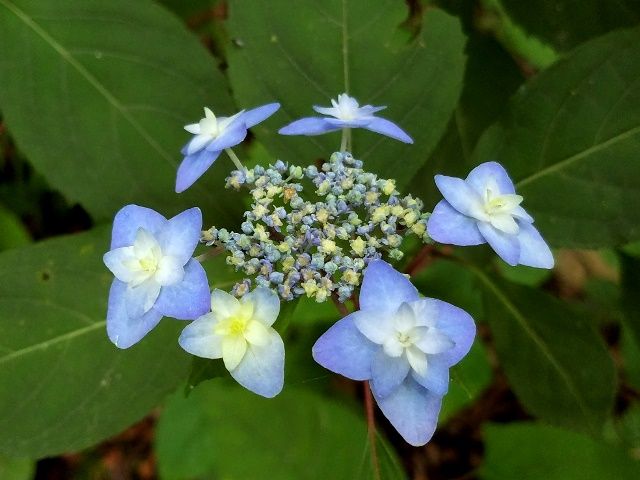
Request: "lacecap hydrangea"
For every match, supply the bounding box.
[102,93,553,444]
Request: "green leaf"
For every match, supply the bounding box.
[440,341,493,423]
[480,422,640,480]
[0,204,30,251]
[622,252,640,348]
[471,266,616,433]
[0,227,191,457]
[472,26,640,247]
[156,380,406,480]
[0,0,242,223]
[500,0,640,52]
[0,455,34,480]
[226,1,466,188]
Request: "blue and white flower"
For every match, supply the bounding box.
[179,287,285,398]
[103,205,210,349]
[177,103,281,193]
[278,93,413,144]
[427,162,554,269]
[312,260,475,446]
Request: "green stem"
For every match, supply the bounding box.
[340,127,350,152]
[225,148,244,170]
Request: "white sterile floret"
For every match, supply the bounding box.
[470,181,525,235]
[104,228,185,315]
[356,302,455,379]
[179,287,285,398]
[183,107,244,155]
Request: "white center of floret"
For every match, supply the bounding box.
[477,185,523,235]
[184,107,243,140]
[331,93,361,121]
[379,303,454,377]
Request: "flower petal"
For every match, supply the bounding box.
[434,175,484,218]
[222,335,247,371]
[205,121,248,152]
[230,329,284,398]
[111,205,166,249]
[373,377,443,446]
[103,246,137,282]
[106,280,163,349]
[370,348,410,398]
[278,117,340,136]
[210,289,240,318]
[518,222,554,269]
[186,134,213,155]
[312,314,377,381]
[364,117,413,143]
[244,320,271,346]
[178,312,223,358]
[477,221,521,266]
[157,207,202,265]
[466,161,515,196]
[427,200,485,246]
[415,328,455,355]
[155,259,211,320]
[489,213,519,235]
[175,148,222,193]
[412,355,449,395]
[241,287,280,326]
[125,278,161,318]
[359,260,419,313]
[324,117,370,128]
[240,102,281,128]
[406,346,428,377]
[155,255,185,286]
[394,302,417,332]
[352,309,395,345]
[429,299,476,367]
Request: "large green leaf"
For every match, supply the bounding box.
[0,455,34,480]
[470,267,616,433]
[0,0,242,224]
[0,228,191,458]
[480,423,640,480]
[226,1,466,188]
[501,0,640,51]
[156,380,406,480]
[0,204,30,251]
[472,26,640,247]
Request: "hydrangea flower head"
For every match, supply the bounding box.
[103,205,210,348]
[427,162,554,269]
[177,102,280,193]
[278,93,413,144]
[312,260,475,445]
[179,287,284,398]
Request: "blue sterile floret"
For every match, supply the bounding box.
[279,93,413,144]
[176,103,280,193]
[204,151,431,303]
[312,260,476,446]
[427,162,554,269]
[103,205,210,348]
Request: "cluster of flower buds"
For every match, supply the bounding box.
[203,151,431,303]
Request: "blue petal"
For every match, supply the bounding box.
[477,221,520,266]
[359,260,419,313]
[518,222,554,269]
[324,117,370,128]
[155,259,210,320]
[370,348,410,398]
[278,117,340,136]
[434,175,483,217]
[312,314,377,380]
[427,200,485,246]
[240,102,281,128]
[180,135,212,156]
[178,313,223,359]
[466,161,515,195]
[106,280,163,349]
[427,299,476,367]
[231,329,284,398]
[157,207,202,265]
[412,356,449,395]
[373,377,443,446]
[175,148,222,193]
[110,205,166,249]
[205,121,248,152]
[364,117,413,143]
